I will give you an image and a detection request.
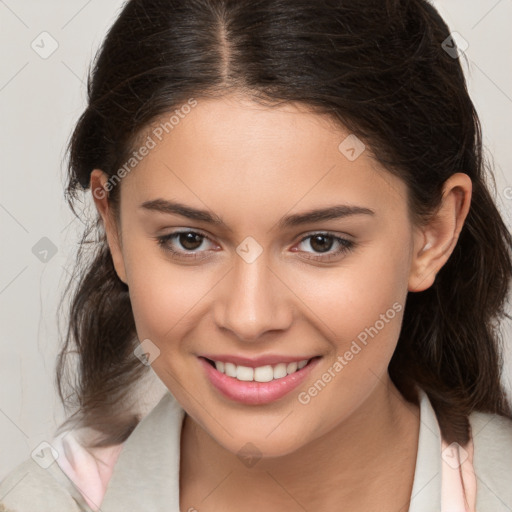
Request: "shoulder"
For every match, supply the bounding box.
[468,410,512,510]
[0,447,91,512]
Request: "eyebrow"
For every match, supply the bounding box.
[139,199,375,230]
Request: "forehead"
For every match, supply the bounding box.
[120,94,408,222]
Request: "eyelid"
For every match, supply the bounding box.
[295,229,354,243]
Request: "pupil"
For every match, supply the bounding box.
[180,233,202,250]
[311,235,333,253]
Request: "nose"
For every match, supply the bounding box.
[213,251,293,342]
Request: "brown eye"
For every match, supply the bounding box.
[294,232,355,262]
[178,232,204,251]
[156,230,216,261]
[309,234,335,253]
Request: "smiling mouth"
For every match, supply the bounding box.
[202,356,321,383]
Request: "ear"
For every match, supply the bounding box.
[408,172,472,292]
[90,169,128,285]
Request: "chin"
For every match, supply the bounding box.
[221,432,308,462]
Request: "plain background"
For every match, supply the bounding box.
[1,0,511,480]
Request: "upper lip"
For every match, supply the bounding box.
[200,354,318,367]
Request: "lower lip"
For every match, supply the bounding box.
[199,357,321,405]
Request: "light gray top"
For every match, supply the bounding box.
[1,387,511,511]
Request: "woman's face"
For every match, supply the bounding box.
[93,93,428,457]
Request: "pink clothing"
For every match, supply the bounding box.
[51,431,123,511]
[51,405,477,512]
[440,438,476,512]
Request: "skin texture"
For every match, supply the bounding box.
[91,93,472,511]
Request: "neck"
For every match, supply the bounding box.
[179,376,420,512]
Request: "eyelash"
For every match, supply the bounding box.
[155,230,355,262]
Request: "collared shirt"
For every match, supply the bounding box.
[1,387,511,511]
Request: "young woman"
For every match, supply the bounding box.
[1,0,511,511]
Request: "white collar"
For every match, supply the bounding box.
[97,387,442,511]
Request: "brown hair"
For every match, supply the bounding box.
[56,0,512,448]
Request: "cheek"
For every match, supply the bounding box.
[122,241,210,342]
[297,236,410,364]
[292,245,410,432]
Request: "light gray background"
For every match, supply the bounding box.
[1,0,511,480]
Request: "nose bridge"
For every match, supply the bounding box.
[214,249,292,341]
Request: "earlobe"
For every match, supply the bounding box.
[408,172,472,293]
[90,169,129,286]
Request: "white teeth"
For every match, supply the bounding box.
[236,365,254,381]
[254,365,274,382]
[273,363,288,379]
[286,361,298,374]
[212,358,311,382]
[224,362,237,378]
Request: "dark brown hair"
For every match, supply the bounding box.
[56,0,512,447]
